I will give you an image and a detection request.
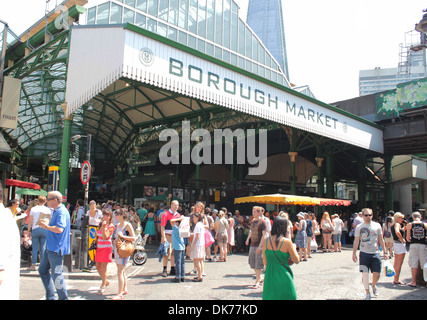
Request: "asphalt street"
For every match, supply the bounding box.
[19,243,427,301]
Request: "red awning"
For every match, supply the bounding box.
[5,179,41,190]
[316,198,352,206]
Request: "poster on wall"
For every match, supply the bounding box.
[144,186,156,197]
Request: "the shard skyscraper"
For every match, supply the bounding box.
[247,0,290,81]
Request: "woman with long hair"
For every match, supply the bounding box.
[112,208,135,299]
[262,215,300,300]
[391,212,407,285]
[215,210,229,262]
[382,216,394,257]
[190,211,205,282]
[95,210,115,295]
[321,212,334,252]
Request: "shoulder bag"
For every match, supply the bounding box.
[269,237,293,274]
[116,223,135,258]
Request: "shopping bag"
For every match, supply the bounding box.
[310,236,318,251]
[179,217,190,238]
[204,229,215,247]
[384,260,395,277]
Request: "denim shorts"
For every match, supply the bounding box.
[359,252,382,273]
[333,233,341,243]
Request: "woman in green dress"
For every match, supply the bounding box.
[262,215,300,300]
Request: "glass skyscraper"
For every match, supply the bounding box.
[246,0,289,81]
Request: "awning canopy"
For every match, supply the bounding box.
[234,194,351,207]
[5,179,41,190]
[15,188,47,196]
[234,194,321,206]
[314,198,352,206]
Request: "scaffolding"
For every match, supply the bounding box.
[398,30,427,75]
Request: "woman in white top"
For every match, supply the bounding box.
[112,208,135,300]
[332,214,344,252]
[190,212,205,282]
[86,200,102,226]
[27,196,51,270]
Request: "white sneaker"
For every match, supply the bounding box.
[372,285,379,296]
[365,293,371,300]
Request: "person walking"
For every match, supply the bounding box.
[245,206,267,289]
[170,216,186,283]
[262,215,299,300]
[406,211,427,287]
[382,216,394,257]
[215,210,229,262]
[352,208,388,300]
[332,214,344,252]
[95,210,115,295]
[160,200,181,277]
[27,196,51,271]
[38,191,71,300]
[227,212,235,255]
[295,212,307,261]
[0,181,20,300]
[144,207,156,244]
[190,212,205,282]
[112,208,135,300]
[305,213,314,258]
[321,212,334,252]
[391,212,407,285]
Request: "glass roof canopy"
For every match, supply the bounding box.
[1,0,301,176]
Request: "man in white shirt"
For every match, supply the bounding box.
[0,181,20,300]
[352,208,388,300]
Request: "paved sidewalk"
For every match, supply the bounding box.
[20,244,427,300]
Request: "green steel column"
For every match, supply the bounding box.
[384,155,393,213]
[58,103,72,202]
[288,152,298,195]
[195,118,201,189]
[288,151,297,217]
[358,155,367,209]
[316,157,324,197]
[325,155,334,198]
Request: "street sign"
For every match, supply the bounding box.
[80,160,91,185]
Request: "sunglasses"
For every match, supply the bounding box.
[47,197,56,201]
[364,214,372,217]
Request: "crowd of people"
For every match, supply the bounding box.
[2,185,427,300]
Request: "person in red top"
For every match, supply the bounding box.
[161,200,181,277]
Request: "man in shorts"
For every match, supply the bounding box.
[245,206,267,289]
[161,200,181,277]
[352,208,388,300]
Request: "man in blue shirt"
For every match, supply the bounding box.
[39,191,70,300]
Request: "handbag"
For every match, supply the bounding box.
[116,236,134,258]
[204,229,215,248]
[269,237,293,273]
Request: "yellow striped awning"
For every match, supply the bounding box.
[234,194,321,206]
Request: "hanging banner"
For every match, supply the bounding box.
[0,76,21,129]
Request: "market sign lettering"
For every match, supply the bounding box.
[169,58,338,130]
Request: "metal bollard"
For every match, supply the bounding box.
[63,232,73,272]
[75,236,81,270]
